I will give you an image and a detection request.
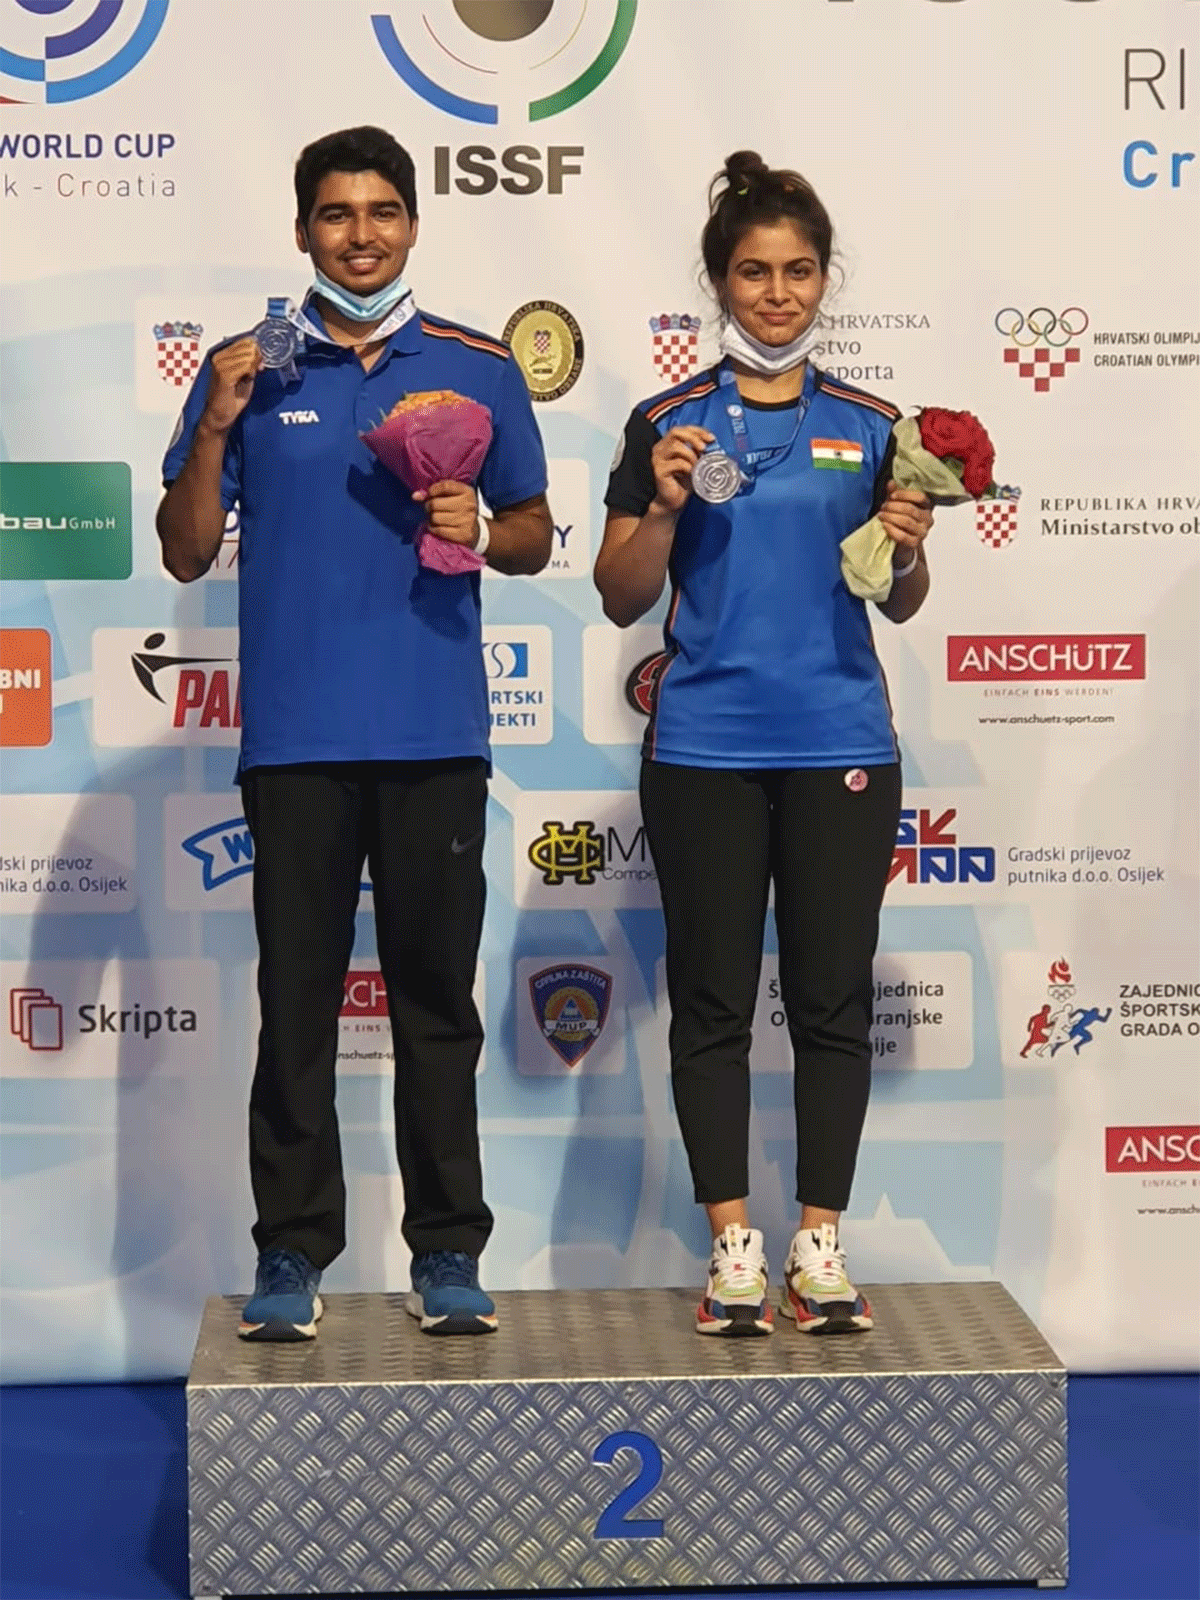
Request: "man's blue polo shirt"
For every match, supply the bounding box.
[162,298,548,771]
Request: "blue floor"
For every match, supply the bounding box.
[1,1375,1196,1599]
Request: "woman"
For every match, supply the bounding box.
[595,152,932,1336]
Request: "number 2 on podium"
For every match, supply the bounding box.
[592,1430,665,1539]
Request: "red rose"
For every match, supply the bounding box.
[917,407,995,496]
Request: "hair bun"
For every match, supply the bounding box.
[724,150,769,194]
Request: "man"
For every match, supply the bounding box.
[158,126,551,1340]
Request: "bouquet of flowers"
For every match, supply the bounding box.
[362,389,493,574]
[840,407,1002,601]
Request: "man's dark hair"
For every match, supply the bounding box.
[294,126,418,224]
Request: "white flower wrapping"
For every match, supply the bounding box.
[839,415,978,602]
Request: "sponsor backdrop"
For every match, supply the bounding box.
[1,0,1197,1380]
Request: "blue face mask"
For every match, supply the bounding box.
[312,266,410,323]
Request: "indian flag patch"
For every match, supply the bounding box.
[811,438,863,472]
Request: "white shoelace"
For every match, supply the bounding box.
[711,1226,766,1299]
[796,1225,851,1292]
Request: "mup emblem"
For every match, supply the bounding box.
[529,965,613,1066]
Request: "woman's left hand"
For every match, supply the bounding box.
[878,482,933,558]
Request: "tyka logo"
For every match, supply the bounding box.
[131,632,240,731]
[995,308,1088,393]
[1106,1126,1200,1174]
[1,0,168,104]
[9,985,63,1051]
[1018,959,1110,1060]
[888,808,995,886]
[529,964,612,1066]
[154,321,203,388]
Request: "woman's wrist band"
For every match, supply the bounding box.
[891,548,919,580]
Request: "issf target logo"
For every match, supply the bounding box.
[0,0,168,104]
[371,1,638,196]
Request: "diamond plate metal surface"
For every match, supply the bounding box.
[188,1284,1067,1594]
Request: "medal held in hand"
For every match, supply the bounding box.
[252,297,301,377]
[692,446,744,504]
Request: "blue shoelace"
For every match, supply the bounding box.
[415,1250,478,1289]
[259,1248,315,1295]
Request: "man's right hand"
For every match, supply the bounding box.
[201,336,263,433]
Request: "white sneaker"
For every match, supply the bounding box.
[696,1224,774,1336]
[780,1222,873,1334]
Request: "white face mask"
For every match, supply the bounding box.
[718,312,824,374]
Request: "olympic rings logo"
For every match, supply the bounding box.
[994,308,1090,348]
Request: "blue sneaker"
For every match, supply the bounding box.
[238,1247,323,1342]
[406,1250,498,1335]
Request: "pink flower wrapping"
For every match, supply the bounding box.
[362,391,493,574]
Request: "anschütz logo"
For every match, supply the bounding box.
[1,0,167,103]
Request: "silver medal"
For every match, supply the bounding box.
[692,448,744,504]
[252,315,300,370]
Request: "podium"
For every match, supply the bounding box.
[187,1283,1067,1595]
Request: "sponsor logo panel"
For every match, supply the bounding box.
[488,457,589,580]
[0,462,131,580]
[1,959,218,1077]
[581,623,661,745]
[513,789,657,909]
[1104,1125,1200,1219]
[751,953,973,1073]
[884,788,1174,905]
[164,793,373,912]
[1,793,136,913]
[1106,1126,1200,1174]
[1003,953,1200,1068]
[336,962,485,1076]
[483,624,552,745]
[92,627,240,747]
[938,632,1150,741]
[0,628,52,746]
[517,958,624,1075]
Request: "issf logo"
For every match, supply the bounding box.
[371,1,638,196]
[1,0,168,104]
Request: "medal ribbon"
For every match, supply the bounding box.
[716,359,814,484]
[281,290,418,352]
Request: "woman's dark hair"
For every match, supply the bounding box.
[701,150,833,289]
[294,126,418,224]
